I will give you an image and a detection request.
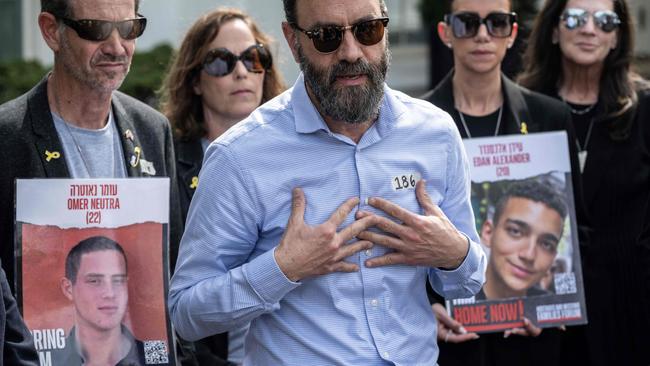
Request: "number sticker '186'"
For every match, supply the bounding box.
[391,173,422,191]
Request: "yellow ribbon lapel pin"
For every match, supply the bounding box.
[520,122,528,135]
[45,150,61,162]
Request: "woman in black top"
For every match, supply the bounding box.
[519,0,650,365]
[421,0,583,365]
[159,8,285,365]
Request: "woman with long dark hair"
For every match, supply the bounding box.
[519,0,650,364]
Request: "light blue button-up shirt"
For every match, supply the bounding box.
[169,74,486,365]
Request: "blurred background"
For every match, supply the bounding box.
[0,0,648,105]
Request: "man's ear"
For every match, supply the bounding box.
[481,219,495,248]
[60,277,74,301]
[39,12,62,52]
[437,21,452,48]
[282,21,301,63]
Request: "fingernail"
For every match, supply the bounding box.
[459,327,467,334]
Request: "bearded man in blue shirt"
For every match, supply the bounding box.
[169,0,487,364]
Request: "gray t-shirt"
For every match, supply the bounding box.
[52,110,127,178]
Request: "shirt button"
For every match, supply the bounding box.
[383,351,390,358]
[365,249,372,256]
[370,299,379,307]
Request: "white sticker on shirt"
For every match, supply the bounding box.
[391,172,421,191]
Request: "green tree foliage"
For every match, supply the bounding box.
[120,43,174,106]
[0,60,48,104]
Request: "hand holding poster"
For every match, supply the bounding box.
[447,132,587,333]
[15,178,175,366]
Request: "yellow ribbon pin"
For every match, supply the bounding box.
[130,146,141,167]
[520,122,528,135]
[190,176,198,189]
[45,150,61,162]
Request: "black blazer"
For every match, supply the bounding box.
[0,263,38,366]
[421,71,585,366]
[174,139,204,226]
[0,77,183,291]
[422,71,586,225]
[555,88,650,366]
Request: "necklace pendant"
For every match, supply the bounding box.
[578,150,588,173]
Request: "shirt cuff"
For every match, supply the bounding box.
[243,247,300,305]
[435,234,482,280]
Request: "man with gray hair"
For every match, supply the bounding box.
[170,0,486,364]
[0,0,182,293]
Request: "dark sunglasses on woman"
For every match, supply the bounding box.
[560,8,621,33]
[291,17,389,54]
[57,14,147,41]
[444,12,517,39]
[202,44,272,77]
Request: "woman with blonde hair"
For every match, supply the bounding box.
[159,7,285,365]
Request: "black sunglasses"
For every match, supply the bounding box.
[291,17,389,54]
[444,12,517,39]
[58,14,147,41]
[202,44,272,77]
[560,8,621,33]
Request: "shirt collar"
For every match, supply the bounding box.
[292,73,331,134]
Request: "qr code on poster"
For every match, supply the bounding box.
[554,272,577,295]
[144,340,169,364]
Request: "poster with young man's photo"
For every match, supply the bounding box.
[15,178,175,365]
[445,131,588,333]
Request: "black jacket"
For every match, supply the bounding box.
[0,263,38,365]
[421,71,584,366]
[553,88,650,366]
[0,77,183,291]
[422,71,585,221]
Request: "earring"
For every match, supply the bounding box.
[446,43,452,48]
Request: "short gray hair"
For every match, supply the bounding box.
[41,0,141,19]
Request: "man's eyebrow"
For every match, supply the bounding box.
[539,233,561,245]
[306,14,383,29]
[504,218,530,229]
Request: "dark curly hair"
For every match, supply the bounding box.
[492,180,567,227]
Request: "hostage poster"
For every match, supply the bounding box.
[446,131,587,333]
[15,178,175,365]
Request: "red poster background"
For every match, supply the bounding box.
[21,222,168,341]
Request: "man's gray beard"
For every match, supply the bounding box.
[297,43,390,124]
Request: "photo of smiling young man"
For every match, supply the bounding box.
[478,180,567,300]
